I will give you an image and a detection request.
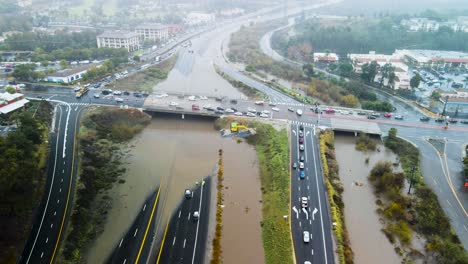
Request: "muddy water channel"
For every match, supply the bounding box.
[334,134,402,264]
[84,116,264,263]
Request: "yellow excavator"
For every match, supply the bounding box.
[231,122,249,133]
[221,122,254,138]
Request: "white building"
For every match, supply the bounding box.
[401,17,468,32]
[0,92,29,115]
[135,24,169,42]
[185,12,215,25]
[47,64,97,84]
[397,49,468,68]
[96,31,140,52]
[313,52,339,63]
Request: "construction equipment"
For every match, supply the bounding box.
[231,122,249,133]
[221,122,255,138]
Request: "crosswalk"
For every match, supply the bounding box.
[274,102,306,107]
[58,102,90,106]
[288,120,317,128]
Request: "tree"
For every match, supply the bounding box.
[388,127,397,140]
[361,61,378,83]
[133,55,140,62]
[59,60,68,69]
[340,94,359,108]
[410,74,422,89]
[379,63,395,88]
[431,90,441,100]
[338,62,354,77]
[302,63,314,80]
[12,64,37,81]
[5,86,16,94]
[446,77,453,88]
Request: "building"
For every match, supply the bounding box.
[96,31,140,52]
[185,12,215,25]
[135,24,169,42]
[0,92,29,115]
[167,24,184,36]
[219,8,245,17]
[313,52,339,63]
[47,64,98,84]
[397,49,468,68]
[401,17,468,33]
[438,88,468,99]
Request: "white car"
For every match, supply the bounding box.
[115,97,124,103]
[247,107,256,112]
[296,109,303,116]
[188,95,196,101]
[160,93,169,97]
[169,101,178,106]
[93,93,100,98]
[261,110,270,114]
[255,100,264,105]
[303,231,310,243]
[199,96,208,100]
[234,112,243,116]
[341,110,349,115]
[259,113,269,118]
[225,108,235,113]
[301,197,308,208]
[246,112,256,117]
[113,90,122,95]
[271,107,280,112]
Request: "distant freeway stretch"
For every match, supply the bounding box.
[157,177,211,264]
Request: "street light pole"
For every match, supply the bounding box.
[408,166,416,195]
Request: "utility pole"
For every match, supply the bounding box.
[407,166,416,195]
[441,95,449,116]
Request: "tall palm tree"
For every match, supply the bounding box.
[446,78,453,89]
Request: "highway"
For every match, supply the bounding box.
[290,123,334,264]
[19,101,83,264]
[157,177,211,264]
[106,187,161,264]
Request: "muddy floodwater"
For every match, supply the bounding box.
[334,134,402,264]
[84,116,264,263]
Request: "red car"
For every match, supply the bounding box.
[325,109,335,114]
[383,113,392,118]
[299,137,304,143]
[192,104,200,111]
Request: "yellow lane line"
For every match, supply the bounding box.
[135,186,161,264]
[155,218,170,264]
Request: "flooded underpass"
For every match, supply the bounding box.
[84,115,264,263]
[333,134,402,264]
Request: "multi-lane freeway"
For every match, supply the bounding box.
[106,187,161,264]
[290,123,334,264]
[19,102,83,264]
[157,177,211,264]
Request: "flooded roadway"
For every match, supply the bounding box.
[334,134,402,264]
[84,116,264,263]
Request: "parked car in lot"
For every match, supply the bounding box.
[115,97,124,103]
[269,102,276,106]
[216,106,225,111]
[225,108,235,113]
[169,101,178,106]
[192,104,200,110]
[234,112,243,116]
[272,107,280,112]
[113,90,122,95]
[246,112,256,117]
[255,100,264,105]
[93,93,100,98]
[259,113,269,118]
[247,107,256,112]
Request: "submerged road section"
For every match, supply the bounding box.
[157,177,211,264]
[106,186,161,264]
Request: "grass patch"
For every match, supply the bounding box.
[113,55,177,92]
[210,149,224,263]
[214,65,266,100]
[60,107,151,263]
[367,127,468,263]
[319,130,354,264]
